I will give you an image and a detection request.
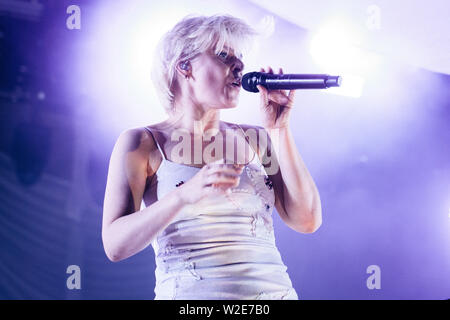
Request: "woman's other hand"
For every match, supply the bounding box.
[177,159,244,205]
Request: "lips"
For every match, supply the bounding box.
[229,78,241,87]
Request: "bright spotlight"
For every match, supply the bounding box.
[327,74,365,98]
[309,21,381,98]
[309,21,369,71]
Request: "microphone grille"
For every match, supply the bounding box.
[242,72,260,92]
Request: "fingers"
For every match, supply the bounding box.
[205,173,240,187]
[288,89,295,104]
[204,175,240,193]
[261,66,280,74]
[257,84,268,102]
[207,165,243,177]
[203,161,243,191]
[260,66,289,98]
[205,160,243,172]
[270,92,290,105]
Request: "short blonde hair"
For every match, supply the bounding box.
[150,14,257,114]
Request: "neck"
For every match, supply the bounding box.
[168,99,222,137]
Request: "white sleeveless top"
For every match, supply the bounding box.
[144,125,298,300]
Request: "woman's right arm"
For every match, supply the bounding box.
[102,127,244,262]
[101,128,187,262]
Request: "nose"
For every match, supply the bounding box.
[231,59,244,78]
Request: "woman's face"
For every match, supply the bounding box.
[187,45,244,110]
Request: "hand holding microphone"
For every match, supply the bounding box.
[247,67,341,130]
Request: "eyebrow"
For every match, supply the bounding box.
[221,46,242,57]
[216,46,245,69]
[226,46,244,58]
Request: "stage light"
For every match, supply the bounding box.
[78,2,188,128]
[127,11,186,94]
[309,21,381,98]
[309,21,368,71]
[326,73,365,98]
[37,91,45,101]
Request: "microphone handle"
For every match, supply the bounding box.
[263,74,341,89]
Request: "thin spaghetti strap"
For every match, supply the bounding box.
[144,126,167,161]
[235,123,257,164]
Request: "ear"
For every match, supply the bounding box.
[175,60,191,78]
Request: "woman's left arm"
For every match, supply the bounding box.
[254,66,322,233]
[264,125,322,233]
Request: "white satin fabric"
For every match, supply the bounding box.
[144,126,298,300]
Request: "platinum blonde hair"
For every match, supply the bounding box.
[150,14,257,115]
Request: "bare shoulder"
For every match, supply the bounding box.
[115,126,154,154]
[114,124,164,177]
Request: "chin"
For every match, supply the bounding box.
[215,96,239,109]
[227,98,239,108]
[216,102,237,109]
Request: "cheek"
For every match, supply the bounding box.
[197,70,228,103]
[192,60,234,105]
[204,68,225,89]
[204,68,239,102]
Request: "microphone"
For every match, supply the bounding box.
[241,72,342,92]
